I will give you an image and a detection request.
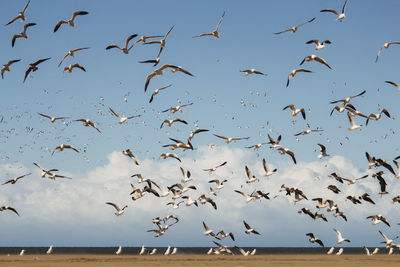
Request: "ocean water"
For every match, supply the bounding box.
[0,247,387,255]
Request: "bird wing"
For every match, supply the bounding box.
[144,71,156,92]
[320,9,340,16]
[23,22,36,32]
[243,220,251,230]
[106,44,121,50]
[33,58,51,66]
[274,28,292,35]
[23,67,32,83]
[71,11,89,21]
[333,228,342,240]
[342,0,348,13]
[106,202,120,211]
[109,107,121,119]
[54,20,67,32]
[315,56,331,69]
[125,34,138,48]
[297,17,316,28]
[193,33,213,38]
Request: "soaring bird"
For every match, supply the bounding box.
[1,59,21,79]
[54,11,89,32]
[143,26,174,57]
[63,63,86,73]
[162,103,194,114]
[320,0,348,21]
[306,39,331,50]
[333,228,350,244]
[367,215,390,227]
[2,173,31,185]
[106,34,138,54]
[243,220,260,235]
[122,149,139,165]
[376,42,400,62]
[38,113,68,123]
[106,202,127,216]
[283,104,306,119]
[262,158,277,177]
[144,64,193,92]
[12,22,36,48]
[306,233,324,247]
[240,69,267,76]
[52,144,79,155]
[385,81,400,93]
[160,153,181,162]
[317,144,330,158]
[57,47,90,67]
[109,107,139,124]
[203,161,227,173]
[277,147,297,164]
[149,84,172,103]
[75,119,101,133]
[160,118,187,129]
[287,69,312,87]
[5,0,30,26]
[300,55,331,69]
[366,109,390,125]
[347,112,361,131]
[330,90,366,106]
[274,17,315,34]
[23,57,51,83]
[213,134,249,144]
[0,206,20,216]
[193,11,225,39]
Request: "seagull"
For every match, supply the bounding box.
[122,149,139,165]
[209,179,227,190]
[63,63,86,73]
[347,112,361,131]
[268,134,282,149]
[277,147,297,164]
[367,215,390,227]
[336,248,344,256]
[149,84,172,103]
[162,103,194,114]
[11,22,36,48]
[274,17,315,34]
[213,134,249,144]
[23,57,51,83]
[1,59,21,79]
[149,248,157,255]
[245,165,258,183]
[330,90,366,106]
[306,39,331,50]
[240,69,267,76]
[115,246,122,255]
[143,26,174,57]
[38,113,69,123]
[203,161,227,173]
[306,233,324,247]
[385,81,400,93]
[19,250,26,256]
[109,107,139,124]
[2,173,31,185]
[333,228,350,244]
[54,11,89,32]
[5,0,30,26]
[243,220,260,235]
[312,198,328,209]
[160,118,188,128]
[262,158,277,177]
[46,245,53,255]
[0,206,20,216]
[160,153,181,162]
[163,138,193,151]
[330,104,356,116]
[134,35,164,45]
[327,185,341,194]
[139,57,161,67]
[393,160,400,179]
[33,162,59,178]
[376,42,400,62]
[358,192,375,204]
[234,190,256,203]
[171,248,178,255]
[235,246,251,256]
[287,69,312,87]
[366,109,391,125]
[181,196,198,207]
[203,221,215,236]
[106,202,127,216]
[320,0,348,21]
[327,247,335,255]
[317,144,330,158]
[188,129,209,142]
[246,143,268,150]
[300,55,331,69]
[283,104,306,119]
[166,201,184,209]
[164,246,171,255]
[106,34,138,54]
[75,119,101,133]
[217,230,235,241]
[379,230,398,247]
[52,144,79,155]
[193,11,225,39]
[58,47,90,67]
[139,245,146,255]
[144,64,193,92]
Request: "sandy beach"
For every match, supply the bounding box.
[0,254,399,267]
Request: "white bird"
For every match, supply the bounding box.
[379,230,397,247]
[366,109,391,125]
[306,39,331,50]
[277,147,297,164]
[115,246,122,255]
[388,247,393,255]
[75,118,101,133]
[320,0,348,21]
[376,42,400,62]
[38,113,69,123]
[106,34,138,54]
[109,107,139,124]
[245,165,259,183]
[347,111,361,131]
[54,11,89,32]
[164,246,171,255]
[203,161,227,173]
[122,149,139,165]
[149,84,172,103]
[166,201,184,209]
[160,153,181,162]
[149,248,157,255]
[234,190,256,204]
[53,144,79,155]
[336,248,344,256]
[209,179,227,190]
[5,0,30,26]
[213,134,249,144]
[367,215,390,226]
[143,26,174,57]
[235,246,250,256]
[63,63,86,73]
[262,158,277,177]
[274,17,315,34]
[171,247,178,255]
[287,68,312,87]
[327,247,335,255]
[46,246,53,255]
[203,221,215,236]
[333,228,350,244]
[243,220,260,235]
[160,118,188,129]
[145,64,193,92]
[58,47,90,67]
[240,69,267,76]
[193,11,225,39]
[106,202,127,216]
[19,250,26,256]
[139,245,146,255]
[300,55,331,69]
[317,144,330,158]
[283,104,306,120]
[11,22,36,48]
[182,196,198,207]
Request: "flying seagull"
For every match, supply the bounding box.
[240,69,267,76]
[333,228,350,244]
[54,11,89,32]
[1,59,21,79]
[144,64,193,92]
[306,39,331,50]
[58,47,90,68]
[2,173,31,185]
[300,55,331,69]
[375,42,400,62]
[75,119,101,133]
[106,202,127,216]
[5,0,30,26]
[320,0,348,21]
[213,134,249,144]
[12,22,36,48]
[109,107,140,124]
[23,57,51,83]
[106,34,138,54]
[287,69,312,87]
[63,63,86,73]
[193,11,226,39]
[274,17,315,34]
[243,220,260,235]
[38,113,69,123]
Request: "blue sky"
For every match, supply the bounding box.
[1,0,400,249]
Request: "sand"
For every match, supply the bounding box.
[0,254,399,267]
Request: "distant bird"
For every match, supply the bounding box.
[379,230,398,247]
[33,162,59,178]
[235,246,252,256]
[5,0,30,26]
[171,247,178,255]
[363,247,379,256]
[139,57,161,67]
[149,84,172,103]
[287,69,312,87]
[327,247,335,255]
[193,11,225,39]
[19,249,26,256]
[160,153,181,162]
[306,39,331,50]
[268,134,282,149]
[54,11,89,32]
[317,144,330,158]
[245,165,258,183]
[367,215,390,227]
[358,192,375,204]
[23,57,51,83]
[106,202,127,216]
[295,129,323,137]
[122,149,139,165]
[115,246,122,255]
[262,158,277,177]
[134,35,164,45]
[327,185,341,194]
[213,134,249,144]
[277,147,297,164]
[320,0,348,21]
[246,142,268,150]
[38,113,68,123]
[188,129,209,142]
[274,17,315,34]
[160,118,187,129]
[52,144,79,155]
[240,69,267,76]
[203,161,227,173]
[347,112,361,131]
[162,103,194,114]
[385,81,400,93]
[336,248,344,256]
[145,64,193,92]
[63,63,86,73]
[12,22,36,47]
[2,173,31,185]
[333,228,350,244]
[46,246,53,255]
[203,221,215,236]
[283,104,306,119]
[306,233,324,247]
[208,179,227,190]
[1,59,21,79]
[330,90,366,106]
[366,109,390,125]
[58,47,90,67]
[75,119,101,133]
[106,34,138,54]
[109,107,139,124]
[143,26,174,57]
[376,42,400,62]
[0,206,19,216]
[300,55,331,69]
[243,220,260,235]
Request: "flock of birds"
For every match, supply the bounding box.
[2,0,400,257]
